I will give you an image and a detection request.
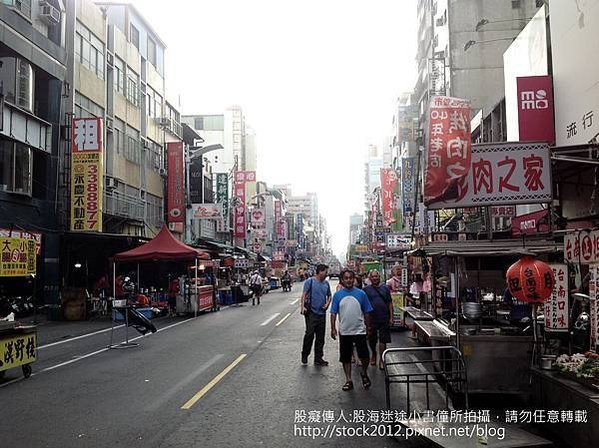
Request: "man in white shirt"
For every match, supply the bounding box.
[250,271,263,306]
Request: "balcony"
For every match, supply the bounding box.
[104,189,144,221]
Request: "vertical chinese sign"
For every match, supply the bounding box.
[545,264,568,332]
[0,237,36,277]
[380,169,398,227]
[71,118,103,232]
[517,75,555,144]
[424,96,471,205]
[167,142,185,230]
[216,173,229,233]
[589,264,599,351]
[233,171,255,240]
[401,157,415,231]
[275,200,286,244]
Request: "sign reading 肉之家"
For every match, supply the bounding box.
[545,264,568,332]
[426,142,552,210]
[0,237,36,277]
[70,118,103,232]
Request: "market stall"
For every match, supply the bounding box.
[112,226,213,318]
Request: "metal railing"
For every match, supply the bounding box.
[104,190,144,221]
[383,346,469,414]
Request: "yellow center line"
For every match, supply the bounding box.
[276,312,292,327]
[181,353,247,410]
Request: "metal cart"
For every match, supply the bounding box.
[0,322,37,379]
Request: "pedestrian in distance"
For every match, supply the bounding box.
[363,270,393,370]
[330,269,374,391]
[250,270,263,306]
[300,264,332,366]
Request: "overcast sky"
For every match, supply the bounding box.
[131,0,418,258]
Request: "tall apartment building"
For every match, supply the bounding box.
[414,0,541,137]
[182,105,257,174]
[57,0,182,293]
[0,0,68,303]
[348,213,364,246]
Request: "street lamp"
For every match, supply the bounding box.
[463,37,516,52]
[475,17,533,32]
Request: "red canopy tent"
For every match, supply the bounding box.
[114,225,209,262]
[112,226,210,316]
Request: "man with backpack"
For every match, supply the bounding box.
[300,264,331,366]
[363,270,393,370]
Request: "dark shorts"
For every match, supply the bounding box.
[250,285,261,294]
[368,322,391,345]
[339,334,369,363]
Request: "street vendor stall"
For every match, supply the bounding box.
[112,226,213,319]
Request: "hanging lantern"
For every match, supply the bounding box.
[506,256,554,304]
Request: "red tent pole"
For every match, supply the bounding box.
[195,257,198,318]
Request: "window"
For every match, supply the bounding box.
[0,140,32,195]
[147,38,157,67]
[75,92,104,118]
[114,57,125,94]
[125,126,141,164]
[126,68,139,107]
[2,0,31,19]
[145,140,162,171]
[511,0,521,8]
[146,193,163,228]
[75,21,105,80]
[0,57,35,112]
[165,103,182,137]
[130,24,139,49]
[146,86,162,119]
[114,118,125,154]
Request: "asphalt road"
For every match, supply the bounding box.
[0,282,418,448]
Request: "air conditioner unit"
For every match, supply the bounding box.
[40,4,60,25]
[106,177,118,190]
[158,167,167,176]
[157,117,171,128]
[106,52,114,67]
[106,117,114,130]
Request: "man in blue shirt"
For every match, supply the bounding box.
[300,264,331,366]
[330,269,374,391]
[363,270,393,370]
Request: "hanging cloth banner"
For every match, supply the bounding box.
[424,96,471,205]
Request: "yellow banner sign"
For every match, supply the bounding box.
[0,237,36,277]
[70,117,104,232]
[0,333,36,372]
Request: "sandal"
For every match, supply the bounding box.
[342,381,354,391]
[361,374,371,388]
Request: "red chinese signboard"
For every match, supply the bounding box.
[234,171,256,183]
[424,96,471,205]
[427,141,552,210]
[70,117,103,232]
[381,169,398,226]
[167,142,185,224]
[517,75,555,144]
[511,209,550,237]
[234,174,248,239]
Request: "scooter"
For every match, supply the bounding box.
[282,280,292,292]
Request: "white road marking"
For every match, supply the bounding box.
[259,313,281,326]
[275,313,291,327]
[290,298,299,306]
[148,354,224,411]
[0,318,197,387]
[37,325,126,350]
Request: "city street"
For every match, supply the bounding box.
[0,283,412,448]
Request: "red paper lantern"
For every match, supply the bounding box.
[506,256,554,304]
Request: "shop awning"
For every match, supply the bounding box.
[409,239,561,257]
[113,225,210,262]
